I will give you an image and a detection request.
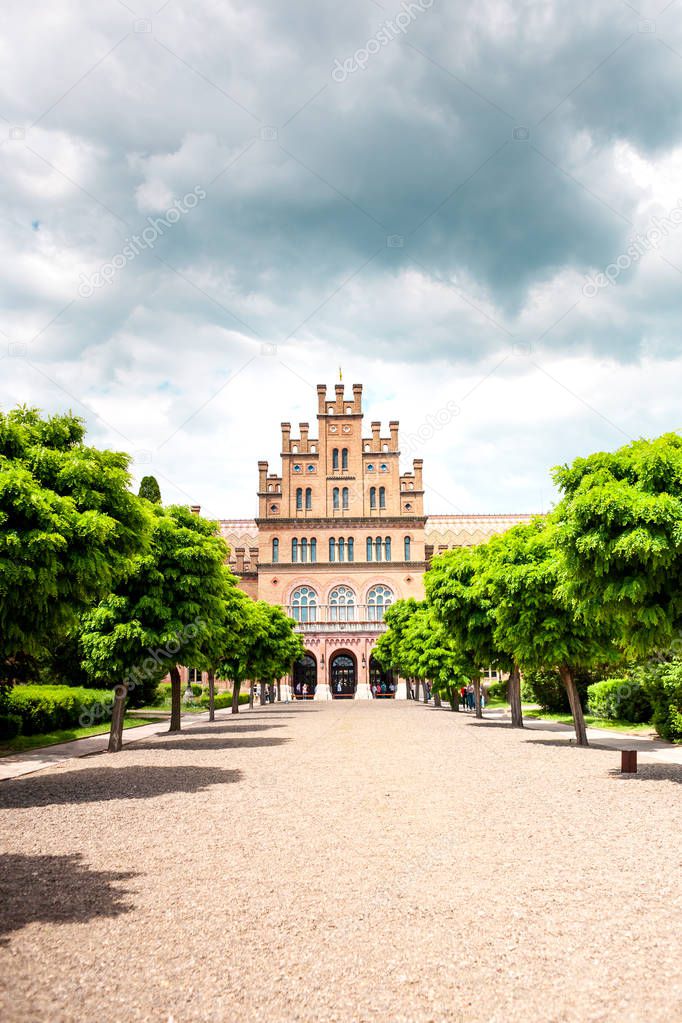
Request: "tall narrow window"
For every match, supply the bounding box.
[384,536,391,562]
[305,487,312,511]
[332,448,339,471]
[370,486,376,510]
[366,537,373,561]
[375,536,382,562]
[333,487,340,510]
[342,447,348,471]
[296,487,303,511]
[338,537,345,563]
[342,487,349,510]
[310,538,317,563]
[379,486,386,509]
[329,538,336,562]
[347,537,354,563]
[404,536,411,561]
[292,538,298,563]
[301,538,308,563]
[272,538,279,563]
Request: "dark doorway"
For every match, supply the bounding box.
[330,653,356,699]
[293,654,317,699]
[369,655,396,698]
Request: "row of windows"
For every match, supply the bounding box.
[332,448,348,471]
[273,537,412,563]
[294,486,388,512]
[291,584,394,622]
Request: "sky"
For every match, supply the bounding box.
[2,0,682,520]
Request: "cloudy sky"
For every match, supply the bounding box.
[2,0,682,519]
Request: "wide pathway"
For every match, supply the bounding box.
[1,702,681,1023]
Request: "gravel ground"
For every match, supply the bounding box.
[1,701,681,1023]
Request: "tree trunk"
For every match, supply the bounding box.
[259,681,266,705]
[434,689,442,708]
[268,683,275,704]
[559,664,588,747]
[508,662,524,728]
[414,678,421,702]
[473,677,482,719]
[249,682,255,710]
[231,679,241,714]
[107,684,128,752]
[447,685,459,711]
[169,665,182,732]
[423,681,430,704]
[208,669,215,723]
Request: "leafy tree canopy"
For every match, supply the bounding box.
[553,432,682,655]
[0,406,149,672]
[138,475,162,504]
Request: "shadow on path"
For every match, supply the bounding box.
[180,723,286,735]
[0,765,240,809]
[0,853,137,943]
[134,736,291,752]
[609,764,682,784]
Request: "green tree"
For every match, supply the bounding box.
[81,505,240,750]
[373,599,422,695]
[483,517,616,746]
[554,433,682,657]
[0,407,149,679]
[138,475,162,504]
[426,546,501,719]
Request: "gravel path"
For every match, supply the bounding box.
[1,702,681,1023]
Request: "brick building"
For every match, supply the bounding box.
[207,383,532,700]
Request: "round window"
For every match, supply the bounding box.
[329,425,337,433]
[367,463,374,471]
[293,464,302,472]
[405,502,412,510]
[342,425,351,433]
[380,463,388,471]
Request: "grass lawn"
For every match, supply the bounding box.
[0,716,158,756]
[521,705,655,735]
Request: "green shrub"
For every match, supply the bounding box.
[197,691,250,709]
[587,678,652,722]
[190,683,202,697]
[638,661,682,742]
[8,685,113,735]
[522,668,596,713]
[486,679,508,702]
[0,713,22,740]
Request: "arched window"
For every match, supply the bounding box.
[369,486,376,510]
[296,487,303,511]
[342,487,349,510]
[366,537,373,561]
[342,447,348,471]
[329,538,336,563]
[347,537,354,563]
[384,536,391,562]
[305,487,312,511]
[292,585,317,623]
[367,584,394,622]
[310,538,317,563]
[333,487,340,510]
[329,585,356,622]
[332,448,339,471]
[292,538,298,563]
[404,536,411,561]
[375,536,382,562]
[379,486,386,509]
[301,538,308,563]
[272,538,279,563]
[338,537,345,562]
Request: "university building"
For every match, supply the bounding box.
[203,382,532,700]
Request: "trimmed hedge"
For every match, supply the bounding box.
[587,678,652,723]
[8,685,113,735]
[639,661,682,742]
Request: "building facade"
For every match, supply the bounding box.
[212,383,533,700]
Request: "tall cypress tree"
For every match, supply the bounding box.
[138,475,162,504]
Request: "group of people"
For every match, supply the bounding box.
[371,680,396,698]
[459,683,485,711]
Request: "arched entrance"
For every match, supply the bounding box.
[330,652,357,699]
[292,653,317,700]
[369,655,396,698]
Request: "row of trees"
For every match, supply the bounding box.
[0,407,303,752]
[375,433,682,746]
